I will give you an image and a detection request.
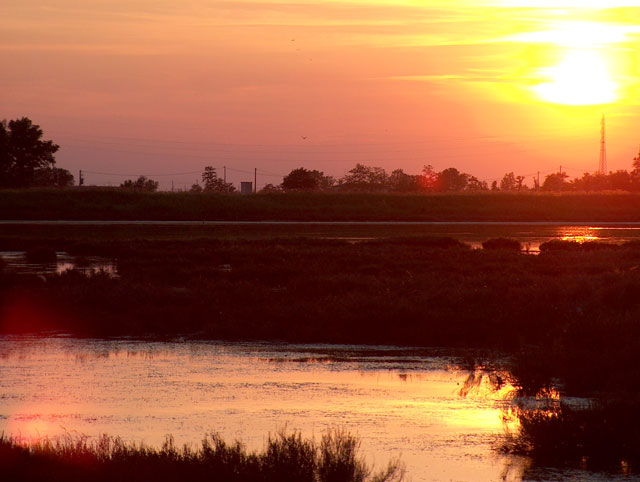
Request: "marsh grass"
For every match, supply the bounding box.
[0,430,404,482]
[4,236,640,393]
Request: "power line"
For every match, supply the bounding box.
[82,169,204,177]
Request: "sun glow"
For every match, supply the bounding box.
[518,21,632,106]
[511,21,638,48]
[533,50,618,105]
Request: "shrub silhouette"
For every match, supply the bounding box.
[482,238,521,251]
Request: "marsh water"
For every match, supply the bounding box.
[3,222,636,276]
[0,337,634,482]
[4,221,640,253]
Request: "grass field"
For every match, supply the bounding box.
[4,188,640,221]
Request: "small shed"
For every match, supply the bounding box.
[240,182,253,195]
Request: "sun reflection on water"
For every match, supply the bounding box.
[559,227,600,244]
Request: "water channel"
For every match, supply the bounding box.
[0,337,633,481]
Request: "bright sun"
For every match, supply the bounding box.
[521,21,626,106]
[533,50,618,105]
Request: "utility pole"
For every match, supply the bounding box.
[559,166,562,175]
[171,180,174,192]
[254,168,257,193]
[223,166,226,183]
[79,169,84,186]
[537,171,540,191]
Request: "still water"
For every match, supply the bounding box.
[0,337,633,481]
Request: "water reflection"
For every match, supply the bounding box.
[1,337,636,481]
[0,337,522,482]
[502,397,640,480]
[559,227,601,244]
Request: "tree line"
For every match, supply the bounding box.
[263,164,487,193]
[5,116,640,193]
[263,159,640,193]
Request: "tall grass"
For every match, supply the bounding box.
[0,430,404,482]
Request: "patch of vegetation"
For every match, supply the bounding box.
[3,236,640,396]
[0,430,404,482]
[4,189,640,221]
[481,238,521,251]
[503,400,640,474]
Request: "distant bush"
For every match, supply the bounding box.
[539,240,581,252]
[481,238,521,251]
[120,175,159,192]
[370,237,469,249]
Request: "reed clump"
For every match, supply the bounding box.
[0,430,404,482]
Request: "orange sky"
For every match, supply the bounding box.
[3,1,640,189]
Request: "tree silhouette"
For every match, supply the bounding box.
[33,166,74,188]
[466,175,488,191]
[121,176,159,191]
[542,172,569,191]
[340,164,388,191]
[281,168,333,191]
[632,148,640,177]
[388,169,420,192]
[419,165,439,191]
[202,166,235,193]
[438,168,468,191]
[0,117,60,187]
[500,172,517,191]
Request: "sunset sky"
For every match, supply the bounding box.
[3,1,640,189]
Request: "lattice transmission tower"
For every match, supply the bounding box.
[599,114,607,175]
